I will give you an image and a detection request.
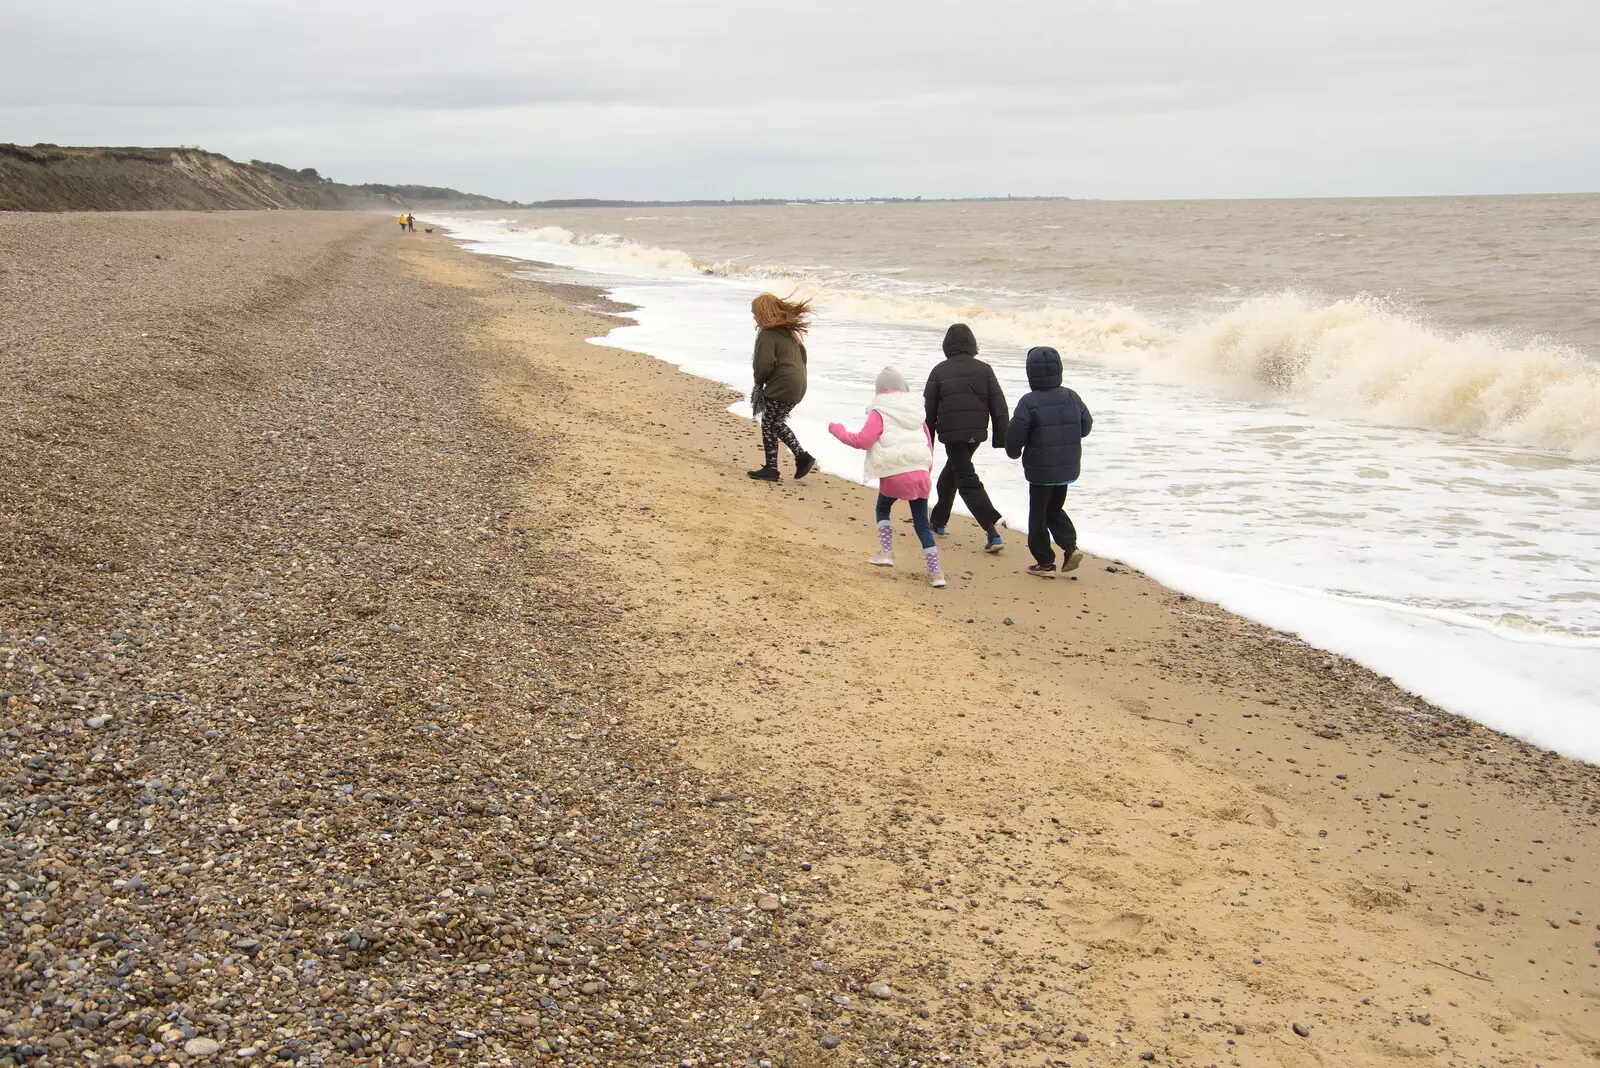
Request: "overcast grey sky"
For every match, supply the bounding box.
[3,0,1597,200]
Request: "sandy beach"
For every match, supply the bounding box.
[3,211,1597,1067]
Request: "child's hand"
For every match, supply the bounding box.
[828,422,846,437]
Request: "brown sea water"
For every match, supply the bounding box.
[492,195,1600,454]
[520,194,1600,348]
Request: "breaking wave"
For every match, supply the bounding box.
[496,225,1600,455]
[495,225,699,272]
[809,289,1600,456]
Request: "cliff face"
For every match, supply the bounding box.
[0,145,517,212]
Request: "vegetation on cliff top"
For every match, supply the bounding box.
[0,144,522,212]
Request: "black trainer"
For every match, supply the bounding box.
[794,452,817,480]
[747,465,780,482]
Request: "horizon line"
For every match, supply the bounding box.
[485,189,1600,208]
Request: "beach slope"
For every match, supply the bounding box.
[443,236,1600,1066]
[2,211,1595,1067]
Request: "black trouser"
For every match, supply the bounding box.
[930,440,1001,531]
[1027,483,1077,566]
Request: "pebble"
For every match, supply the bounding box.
[85,715,110,729]
[10,211,1462,1068]
[1293,1022,1311,1037]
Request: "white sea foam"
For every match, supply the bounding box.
[465,223,1600,455]
[762,288,1600,457]
[428,213,1600,765]
[498,225,700,272]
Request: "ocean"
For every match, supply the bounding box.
[425,197,1600,763]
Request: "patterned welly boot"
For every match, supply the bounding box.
[868,522,895,566]
[924,545,947,587]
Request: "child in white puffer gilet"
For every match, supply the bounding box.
[828,367,946,587]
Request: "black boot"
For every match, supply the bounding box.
[747,465,780,482]
[794,452,816,480]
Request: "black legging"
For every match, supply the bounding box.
[1027,483,1077,566]
[760,400,804,467]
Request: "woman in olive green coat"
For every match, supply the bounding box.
[748,293,817,481]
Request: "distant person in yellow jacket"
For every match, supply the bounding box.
[398,213,407,232]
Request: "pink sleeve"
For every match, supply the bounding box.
[829,410,884,450]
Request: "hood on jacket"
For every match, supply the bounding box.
[942,323,978,359]
[1026,346,1063,390]
[874,366,909,394]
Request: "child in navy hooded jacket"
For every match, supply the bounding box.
[1005,346,1093,576]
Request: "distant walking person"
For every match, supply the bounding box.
[747,293,817,482]
[828,367,944,587]
[1005,346,1093,578]
[397,213,407,232]
[923,323,1009,553]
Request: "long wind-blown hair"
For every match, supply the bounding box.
[751,292,812,335]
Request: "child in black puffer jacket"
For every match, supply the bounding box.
[1005,346,1093,578]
